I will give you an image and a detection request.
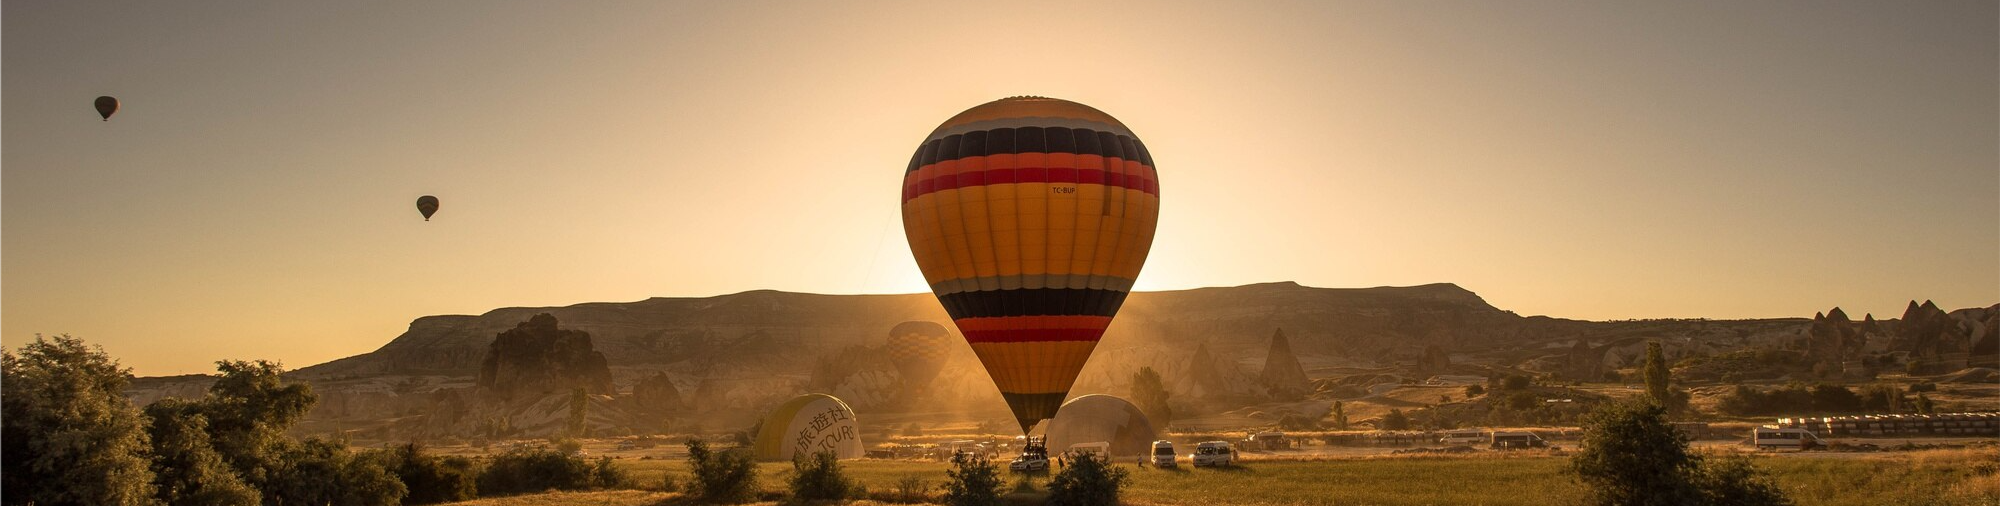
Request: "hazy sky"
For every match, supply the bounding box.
[5,1,1995,376]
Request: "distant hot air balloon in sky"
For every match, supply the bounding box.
[94,96,119,121]
[885,321,953,393]
[416,195,439,221]
[901,96,1161,434]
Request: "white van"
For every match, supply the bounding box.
[1439,430,1489,445]
[1489,431,1548,449]
[1192,441,1234,467]
[1752,427,1823,450]
[1150,440,1177,467]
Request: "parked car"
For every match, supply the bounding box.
[1192,441,1235,467]
[1009,437,1049,473]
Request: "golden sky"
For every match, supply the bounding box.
[5,1,1995,375]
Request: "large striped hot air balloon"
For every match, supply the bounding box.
[900,96,1160,433]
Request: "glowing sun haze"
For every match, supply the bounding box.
[4,1,1994,375]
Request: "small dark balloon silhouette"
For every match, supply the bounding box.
[95,96,119,121]
[416,195,439,221]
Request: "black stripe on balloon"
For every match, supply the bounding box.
[935,288,1129,319]
[906,127,1155,173]
[1002,392,1068,430]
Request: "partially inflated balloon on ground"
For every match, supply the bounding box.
[1044,394,1158,457]
[751,393,863,461]
[900,96,1161,433]
[416,195,439,221]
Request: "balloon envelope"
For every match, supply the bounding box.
[884,321,952,388]
[751,394,863,461]
[1044,394,1158,457]
[416,195,439,221]
[900,96,1161,433]
[94,96,119,121]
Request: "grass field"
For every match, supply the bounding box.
[501,448,1996,506]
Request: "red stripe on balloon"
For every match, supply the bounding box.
[900,164,1159,202]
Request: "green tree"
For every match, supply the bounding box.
[1571,401,1703,506]
[568,387,590,438]
[2,334,161,506]
[1129,367,1173,427]
[1914,394,1936,415]
[1330,401,1350,430]
[1465,384,1486,397]
[1380,409,1411,430]
[1045,454,1129,506]
[942,452,1005,506]
[198,359,317,492]
[1644,342,1671,408]
[685,438,758,503]
[144,399,259,506]
[1570,401,1791,506]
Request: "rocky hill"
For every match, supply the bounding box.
[124,282,1997,440]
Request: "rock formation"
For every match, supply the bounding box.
[632,372,685,412]
[1259,329,1310,400]
[1565,339,1604,381]
[475,314,614,401]
[1804,307,1866,375]
[1416,345,1452,374]
[1894,301,1975,372]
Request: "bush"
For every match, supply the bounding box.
[1692,453,1792,506]
[893,474,932,503]
[1045,454,1129,506]
[1464,384,1485,397]
[591,456,631,489]
[263,437,407,506]
[941,452,1006,506]
[364,443,478,504]
[1502,375,1532,390]
[788,450,856,502]
[1380,409,1411,430]
[1571,401,1791,506]
[687,438,759,503]
[477,446,595,496]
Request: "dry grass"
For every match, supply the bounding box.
[440,490,672,506]
[450,448,1999,506]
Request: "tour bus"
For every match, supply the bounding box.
[1192,441,1235,467]
[1439,429,1490,445]
[1489,431,1549,449]
[1150,440,1178,467]
[1752,427,1824,450]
